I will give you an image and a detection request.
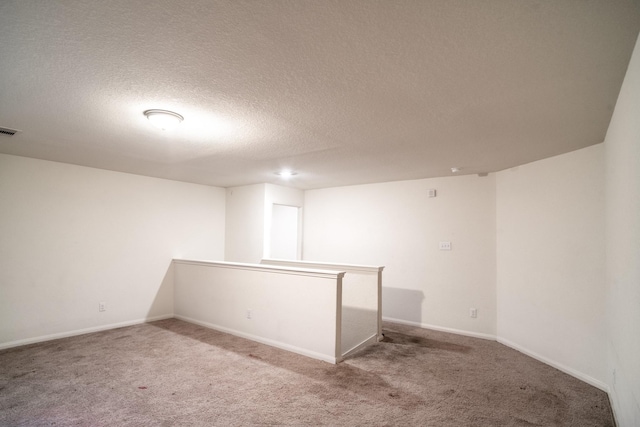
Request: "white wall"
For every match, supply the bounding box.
[604,33,640,427]
[224,184,266,263]
[303,175,496,338]
[0,154,225,348]
[496,144,606,388]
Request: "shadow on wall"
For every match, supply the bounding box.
[342,306,378,354]
[147,261,174,320]
[382,287,424,324]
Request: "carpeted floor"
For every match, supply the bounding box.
[0,319,614,426]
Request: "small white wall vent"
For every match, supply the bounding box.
[0,126,21,136]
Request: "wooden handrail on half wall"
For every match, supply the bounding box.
[261,259,384,359]
[173,259,345,363]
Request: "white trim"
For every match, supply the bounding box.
[382,317,610,393]
[261,258,384,275]
[496,336,610,393]
[607,388,620,427]
[175,315,338,364]
[173,258,345,279]
[0,314,173,351]
[382,316,496,341]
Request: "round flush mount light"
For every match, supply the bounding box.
[275,170,298,179]
[143,109,184,131]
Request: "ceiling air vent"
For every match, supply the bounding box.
[0,126,21,136]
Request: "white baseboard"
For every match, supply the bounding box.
[174,314,338,364]
[496,336,609,393]
[607,387,620,427]
[0,314,174,351]
[3,314,611,399]
[381,316,609,394]
[382,316,496,341]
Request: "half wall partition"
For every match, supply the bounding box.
[173,259,345,363]
[173,258,383,363]
[261,258,384,359]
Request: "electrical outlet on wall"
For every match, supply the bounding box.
[99,302,106,312]
[246,309,252,320]
[439,241,452,251]
[470,308,477,318]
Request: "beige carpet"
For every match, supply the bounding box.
[0,319,614,426]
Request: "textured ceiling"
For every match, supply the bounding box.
[1,1,639,189]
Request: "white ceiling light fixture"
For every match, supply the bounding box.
[451,167,461,173]
[275,170,297,179]
[143,109,184,131]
